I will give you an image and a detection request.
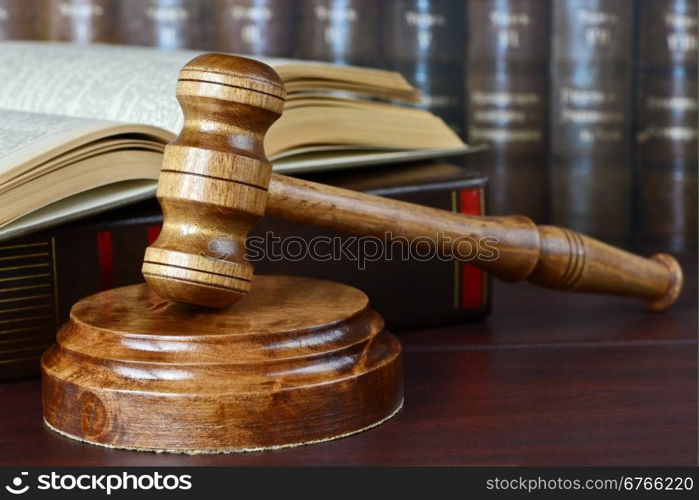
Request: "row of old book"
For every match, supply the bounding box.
[0,0,695,252]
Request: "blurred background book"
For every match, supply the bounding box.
[635,0,698,254]
[550,0,634,245]
[466,0,549,223]
[1,0,694,253]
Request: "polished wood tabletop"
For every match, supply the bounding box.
[1,256,696,466]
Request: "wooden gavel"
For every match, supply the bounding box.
[142,54,683,311]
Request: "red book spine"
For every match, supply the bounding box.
[459,188,486,309]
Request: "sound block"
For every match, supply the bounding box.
[41,275,403,453]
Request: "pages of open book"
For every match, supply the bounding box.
[0,42,471,240]
[0,109,171,178]
[0,109,169,241]
[0,180,157,242]
[0,42,468,170]
[0,42,415,135]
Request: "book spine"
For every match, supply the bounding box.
[0,240,59,382]
[0,222,154,381]
[381,0,466,137]
[297,0,380,67]
[118,0,205,49]
[38,0,117,43]
[209,0,297,58]
[465,0,550,221]
[635,0,698,253]
[0,180,489,381]
[550,0,634,245]
[0,0,35,40]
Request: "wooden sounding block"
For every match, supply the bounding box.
[42,276,403,453]
[43,55,403,453]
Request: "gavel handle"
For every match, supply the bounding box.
[265,174,683,311]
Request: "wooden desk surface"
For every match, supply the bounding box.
[1,258,696,466]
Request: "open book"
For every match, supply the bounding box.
[0,42,472,241]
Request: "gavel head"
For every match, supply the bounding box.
[142,54,286,308]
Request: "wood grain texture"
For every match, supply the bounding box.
[143,53,682,311]
[142,53,285,308]
[3,258,695,465]
[41,275,403,453]
[266,175,683,310]
[401,253,698,348]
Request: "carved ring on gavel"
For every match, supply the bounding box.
[143,54,683,311]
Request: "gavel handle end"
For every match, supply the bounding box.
[648,253,684,311]
[527,226,684,310]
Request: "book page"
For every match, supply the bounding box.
[0,109,113,174]
[0,109,170,179]
[0,41,465,175]
[0,180,156,242]
[0,42,414,133]
[0,42,206,133]
[0,110,93,158]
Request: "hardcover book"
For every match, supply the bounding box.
[0,162,490,381]
[297,0,380,67]
[37,0,117,43]
[466,0,550,221]
[550,0,633,244]
[635,0,698,252]
[118,0,205,50]
[382,0,466,137]
[0,0,35,40]
[209,0,296,58]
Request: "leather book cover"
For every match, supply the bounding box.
[390,60,465,136]
[0,162,489,381]
[297,0,380,67]
[635,0,698,253]
[382,0,465,136]
[382,0,464,64]
[550,0,633,245]
[466,0,550,222]
[0,0,36,40]
[118,0,205,49]
[37,0,117,43]
[209,0,296,58]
